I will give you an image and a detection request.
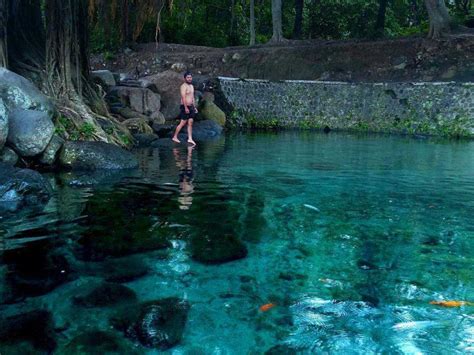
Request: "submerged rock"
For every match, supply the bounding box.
[73,282,137,307]
[7,109,55,157]
[111,297,190,350]
[62,330,140,355]
[265,344,298,355]
[59,141,139,170]
[0,310,57,353]
[4,243,73,300]
[191,233,248,264]
[102,255,150,282]
[0,163,52,213]
[77,187,173,260]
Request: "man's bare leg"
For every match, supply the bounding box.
[187,119,196,146]
[172,120,187,143]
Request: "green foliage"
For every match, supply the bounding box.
[89,0,472,49]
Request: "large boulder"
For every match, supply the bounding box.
[91,70,117,87]
[59,141,139,170]
[200,100,226,127]
[111,298,190,350]
[0,98,7,149]
[7,109,55,157]
[0,68,53,113]
[0,163,52,212]
[108,86,161,116]
[143,70,183,120]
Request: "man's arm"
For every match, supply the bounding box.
[180,84,189,113]
[192,87,198,113]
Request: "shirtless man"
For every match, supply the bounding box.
[172,71,197,146]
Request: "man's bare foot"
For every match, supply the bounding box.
[172,137,180,143]
[187,139,196,146]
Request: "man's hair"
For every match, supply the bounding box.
[184,71,192,78]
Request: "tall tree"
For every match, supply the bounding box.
[270,0,284,42]
[0,0,7,67]
[374,0,389,37]
[293,0,304,39]
[424,0,452,38]
[249,0,256,45]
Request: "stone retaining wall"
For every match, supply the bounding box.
[218,77,474,137]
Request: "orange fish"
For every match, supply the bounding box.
[429,300,473,307]
[259,303,276,312]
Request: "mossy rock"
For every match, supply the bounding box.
[200,100,226,127]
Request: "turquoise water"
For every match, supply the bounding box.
[1,132,474,354]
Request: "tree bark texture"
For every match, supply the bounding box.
[249,0,255,45]
[270,0,284,42]
[46,0,90,96]
[424,0,452,38]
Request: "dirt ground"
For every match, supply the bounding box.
[91,35,474,82]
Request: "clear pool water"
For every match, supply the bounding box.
[1,132,473,354]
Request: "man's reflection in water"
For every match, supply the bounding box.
[173,146,195,210]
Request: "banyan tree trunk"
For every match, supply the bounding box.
[46,0,89,96]
[424,0,452,39]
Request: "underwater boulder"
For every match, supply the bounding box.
[4,242,73,301]
[0,163,52,213]
[61,330,140,355]
[0,310,56,353]
[77,187,173,260]
[191,233,248,264]
[111,297,190,350]
[73,282,137,307]
[101,255,150,283]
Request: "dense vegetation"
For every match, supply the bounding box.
[89,0,474,51]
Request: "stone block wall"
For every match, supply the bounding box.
[218,77,474,137]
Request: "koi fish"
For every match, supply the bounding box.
[429,300,474,307]
[303,204,320,212]
[259,303,276,312]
